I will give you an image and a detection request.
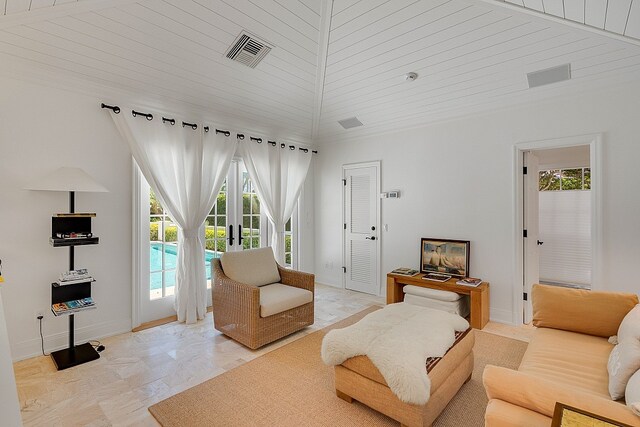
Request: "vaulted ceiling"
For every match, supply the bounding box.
[0,0,639,145]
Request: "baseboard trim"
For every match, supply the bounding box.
[315,280,341,289]
[132,306,212,332]
[13,317,132,362]
[490,308,517,325]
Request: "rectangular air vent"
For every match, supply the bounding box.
[527,64,571,89]
[338,117,363,129]
[225,31,272,69]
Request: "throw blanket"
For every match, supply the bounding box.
[321,303,469,405]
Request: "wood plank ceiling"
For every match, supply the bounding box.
[496,0,640,40]
[317,0,640,142]
[0,0,639,144]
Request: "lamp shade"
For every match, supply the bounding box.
[25,167,109,193]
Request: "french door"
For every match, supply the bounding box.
[135,159,269,325]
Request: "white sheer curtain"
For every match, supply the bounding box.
[239,142,312,264]
[110,111,236,324]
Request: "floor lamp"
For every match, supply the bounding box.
[27,167,108,369]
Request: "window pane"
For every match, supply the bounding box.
[285,235,291,253]
[252,195,260,214]
[584,168,591,190]
[539,170,560,191]
[285,253,291,266]
[561,169,583,190]
[164,270,176,291]
[243,215,250,229]
[217,216,226,227]
[150,272,163,300]
[150,189,162,214]
[252,215,260,231]
[251,236,259,249]
[285,218,292,232]
[164,224,178,242]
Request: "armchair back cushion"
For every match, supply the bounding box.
[220,247,281,287]
[532,284,639,338]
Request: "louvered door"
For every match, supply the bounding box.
[344,164,379,295]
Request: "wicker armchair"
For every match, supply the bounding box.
[211,252,314,349]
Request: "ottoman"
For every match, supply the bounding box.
[334,328,475,427]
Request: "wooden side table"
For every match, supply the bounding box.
[386,272,490,329]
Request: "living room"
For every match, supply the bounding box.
[1,0,639,426]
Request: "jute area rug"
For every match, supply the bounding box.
[149,307,527,427]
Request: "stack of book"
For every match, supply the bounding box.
[54,269,94,286]
[52,297,96,316]
[456,277,483,287]
[391,267,420,277]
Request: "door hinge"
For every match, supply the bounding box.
[523,292,528,301]
[523,229,528,238]
[343,223,346,230]
[523,166,528,175]
[342,178,346,186]
[342,266,346,273]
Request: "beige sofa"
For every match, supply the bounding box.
[483,284,640,427]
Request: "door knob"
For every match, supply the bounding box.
[366,236,376,241]
[371,226,376,231]
[537,240,544,245]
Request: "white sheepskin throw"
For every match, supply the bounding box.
[321,303,469,405]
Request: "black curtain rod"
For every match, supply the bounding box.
[182,121,197,130]
[100,103,120,114]
[132,110,153,120]
[99,103,317,153]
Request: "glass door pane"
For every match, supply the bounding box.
[204,180,227,286]
[149,188,177,300]
[241,167,262,250]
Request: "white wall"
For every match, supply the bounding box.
[0,78,133,360]
[0,288,22,426]
[313,82,640,323]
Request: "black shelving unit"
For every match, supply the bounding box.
[49,192,100,371]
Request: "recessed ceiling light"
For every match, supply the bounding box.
[405,72,418,82]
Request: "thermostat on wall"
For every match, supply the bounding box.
[381,191,401,199]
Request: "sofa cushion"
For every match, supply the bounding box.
[619,304,640,343]
[403,285,461,301]
[221,247,281,287]
[626,369,640,416]
[532,284,639,338]
[608,340,640,400]
[519,328,612,398]
[259,283,313,318]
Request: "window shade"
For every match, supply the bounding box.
[538,191,591,287]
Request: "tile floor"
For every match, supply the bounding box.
[13,284,531,426]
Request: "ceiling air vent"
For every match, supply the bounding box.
[338,117,363,129]
[527,64,571,89]
[225,31,272,68]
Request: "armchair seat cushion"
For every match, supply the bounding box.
[260,283,313,318]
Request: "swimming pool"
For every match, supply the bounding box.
[150,243,221,290]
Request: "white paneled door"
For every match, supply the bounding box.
[343,163,380,295]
